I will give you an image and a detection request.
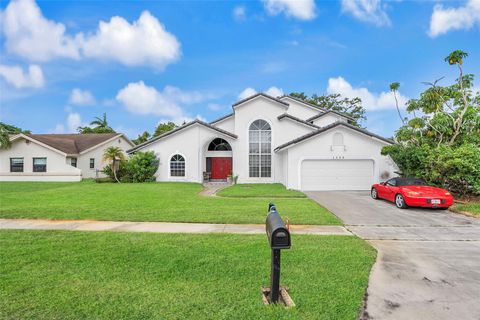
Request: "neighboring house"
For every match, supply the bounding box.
[129,93,398,191]
[0,133,134,181]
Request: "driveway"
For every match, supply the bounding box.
[306,191,480,320]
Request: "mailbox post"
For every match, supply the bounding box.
[265,203,291,304]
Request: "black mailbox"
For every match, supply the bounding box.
[265,203,291,304]
[266,209,291,249]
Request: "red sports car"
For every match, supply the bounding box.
[371,177,454,209]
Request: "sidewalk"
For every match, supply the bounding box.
[0,218,351,235]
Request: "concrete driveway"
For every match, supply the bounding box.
[306,191,480,320]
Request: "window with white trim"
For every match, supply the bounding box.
[10,158,24,172]
[249,119,271,178]
[33,157,47,172]
[170,154,185,177]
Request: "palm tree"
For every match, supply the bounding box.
[91,113,109,129]
[390,82,405,125]
[103,146,125,183]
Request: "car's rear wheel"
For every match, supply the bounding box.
[371,188,379,200]
[395,194,408,209]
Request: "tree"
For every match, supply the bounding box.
[132,131,150,145]
[289,92,366,127]
[389,82,405,125]
[102,146,125,183]
[78,113,115,134]
[0,122,31,149]
[154,122,177,137]
[382,50,480,196]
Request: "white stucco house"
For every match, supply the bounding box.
[129,93,398,191]
[0,133,134,181]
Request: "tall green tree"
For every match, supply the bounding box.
[389,82,405,125]
[132,131,151,145]
[154,122,177,137]
[289,92,366,127]
[102,146,125,183]
[78,113,115,134]
[0,122,31,149]
[382,50,480,196]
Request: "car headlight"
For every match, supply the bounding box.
[407,191,420,196]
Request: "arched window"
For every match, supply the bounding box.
[249,119,271,178]
[208,138,232,151]
[333,132,344,146]
[170,154,185,177]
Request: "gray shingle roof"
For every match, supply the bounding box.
[210,113,234,124]
[306,110,355,122]
[128,120,237,153]
[279,95,327,112]
[27,133,121,154]
[274,121,394,152]
[277,113,319,129]
[232,93,289,108]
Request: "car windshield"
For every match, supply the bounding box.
[397,178,427,186]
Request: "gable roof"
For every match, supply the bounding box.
[210,112,234,124]
[128,120,237,153]
[232,93,289,109]
[277,113,319,129]
[274,121,394,152]
[306,110,355,122]
[279,95,327,112]
[22,133,128,155]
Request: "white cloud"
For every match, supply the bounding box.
[233,5,246,21]
[1,0,180,68]
[238,87,258,100]
[428,0,480,37]
[1,0,81,61]
[69,88,96,106]
[208,103,224,111]
[265,86,284,97]
[116,81,205,122]
[53,112,83,133]
[326,77,408,111]
[262,0,316,20]
[81,11,181,69]
[341,0,391,27]
[0,64,44,88]
[238,86,284,100]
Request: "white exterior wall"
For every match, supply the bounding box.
[280,97,320,120]
[78,136,133,178]
[137,124,236,182]
[212,116,235,133]
[282,126,398,190]
[0,137,81,181]
[312,113,348,127]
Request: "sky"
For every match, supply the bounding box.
[0,0,479,139]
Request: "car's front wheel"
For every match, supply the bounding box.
[371,188,379,200]
[395,194,408,209]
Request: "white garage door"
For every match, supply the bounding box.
[301,159,374,191]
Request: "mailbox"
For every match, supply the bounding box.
[265,203,291,304]
[266,209,291,249]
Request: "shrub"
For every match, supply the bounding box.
[101,160,128,182]
[382,143,480,196]
[124,151,159,183]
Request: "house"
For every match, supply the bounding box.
[128,93,398,191]
[0,133,134,181]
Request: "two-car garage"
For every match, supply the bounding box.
[300,159,375,191]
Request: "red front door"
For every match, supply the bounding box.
[211,157,232,179]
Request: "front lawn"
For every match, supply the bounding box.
[451,202,480,217]
[0,181,340,225]
[218,183,306,198]
[0,230,374,319]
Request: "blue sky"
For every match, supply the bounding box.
[0,0,479,139]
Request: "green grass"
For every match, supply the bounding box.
[217,183,306,198]
[0,230,375,319]
[451,202,480,216]
[0,181,340,225]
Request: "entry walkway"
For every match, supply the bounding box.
[0,218,351,236]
